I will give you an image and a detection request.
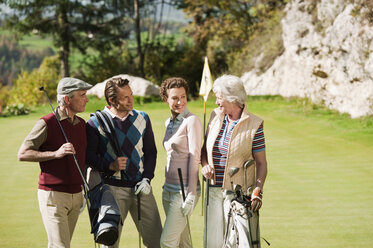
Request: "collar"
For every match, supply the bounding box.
[56,106,80,125]
[217,104,250,122]
[170,107,190,122]
[104,106,134,121]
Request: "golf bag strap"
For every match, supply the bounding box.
[92,110,130,180]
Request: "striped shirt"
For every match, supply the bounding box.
[212,116,265,187]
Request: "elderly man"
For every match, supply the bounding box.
[18,77,92,248]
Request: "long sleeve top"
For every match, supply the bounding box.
[86,107,157,187]
[163,108,202,195]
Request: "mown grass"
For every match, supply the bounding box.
[0,95,372,247]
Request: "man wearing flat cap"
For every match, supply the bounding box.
[18,77,92,248]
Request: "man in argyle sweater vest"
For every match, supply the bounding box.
[86,77,162,248]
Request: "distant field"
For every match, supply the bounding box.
[1,96,372,247]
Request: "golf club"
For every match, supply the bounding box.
[243,160,255,194]
[233,184,243,201]
[39,86,90,194]
[178,168,193,248]
[229,167,239,190]
[204,177,209,248]
[137,194,142,248]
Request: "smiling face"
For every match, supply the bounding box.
[166,87,187,118]
[215,92,236,115]
[110,85,133,117]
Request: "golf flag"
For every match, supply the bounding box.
[200,56,213,221]
[199,57,213,102]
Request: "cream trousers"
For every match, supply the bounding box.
[38,189,83,248]
[160,191,199,248]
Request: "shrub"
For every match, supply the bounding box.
[8,55,60,109]
[1,103,30,117]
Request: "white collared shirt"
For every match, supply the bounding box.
[104,106,134,122]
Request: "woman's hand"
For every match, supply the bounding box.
[201,164,214,180]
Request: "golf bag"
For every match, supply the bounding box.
[88,177,121,246]
[223,195,261,248]
[86,110,130,246]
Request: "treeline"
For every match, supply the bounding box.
[0,35,54,86]
[0,0,288,115]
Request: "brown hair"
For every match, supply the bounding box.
[160,77,189,101]
[104,77,130,106]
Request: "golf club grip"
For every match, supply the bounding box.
[177,168,186,201]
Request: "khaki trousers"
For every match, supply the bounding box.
[38,189,83,248]
[160,191,199,248]
[102,186,163,248]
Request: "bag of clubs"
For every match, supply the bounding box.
[223,187,261,248]
[223,164,261,248]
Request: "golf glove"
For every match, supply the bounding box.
[181,193,195,216]
[134,178,151,195]
[251,187,263,212]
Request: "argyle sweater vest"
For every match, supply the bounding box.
[39,113,86,193]
[88,109,156,187]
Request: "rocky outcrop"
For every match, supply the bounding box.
[87,74,160,98]
[241,0,373,118]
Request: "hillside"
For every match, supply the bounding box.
[241,0,373,118]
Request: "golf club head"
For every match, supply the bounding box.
[233,184,242,192]
[39,86,45,91]
[229,167,239,177]
[243,159,255,169]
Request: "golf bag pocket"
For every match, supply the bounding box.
[88,183,121,246]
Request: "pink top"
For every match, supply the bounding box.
[163,111,202,195]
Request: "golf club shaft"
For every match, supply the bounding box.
[40,88,90,192]
[203,178,209,248]
[137,194,142,248]
[177,168,193,248]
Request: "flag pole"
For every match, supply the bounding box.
[199,56,213,248]
[201,100,206,216]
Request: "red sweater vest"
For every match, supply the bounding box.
[38,113,87,193]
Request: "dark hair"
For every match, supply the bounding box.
[160,77,189,101]
[104,77,130,106]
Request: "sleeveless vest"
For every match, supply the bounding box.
[38,113,86,193]
[205,105,263,191]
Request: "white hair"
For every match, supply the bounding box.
[57,91,75,107]
[213,74,247,108]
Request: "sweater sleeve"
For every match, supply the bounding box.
[85,119,113,174]
[186,115,203,195]
[142,117,157,181]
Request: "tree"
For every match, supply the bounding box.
[175,0,287,74]
[3,0,131,78]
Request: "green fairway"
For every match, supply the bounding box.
[0,96,372,247]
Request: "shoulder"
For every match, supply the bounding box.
[185,112,202,126]
[41,112,55,122]
[132,109,149,120]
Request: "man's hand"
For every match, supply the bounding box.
[181,193,195,216]
[134,178,151,195]
[251,187,263,212]
[55,143,76,159]
[201,164,214,180]
[109,157,127,172]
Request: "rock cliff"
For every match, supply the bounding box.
[241,0,373,118]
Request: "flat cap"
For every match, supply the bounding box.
[57,77,92,94]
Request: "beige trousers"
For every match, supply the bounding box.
[102,186,163,248]
[160,191,199,248]
[38,189,83,248]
